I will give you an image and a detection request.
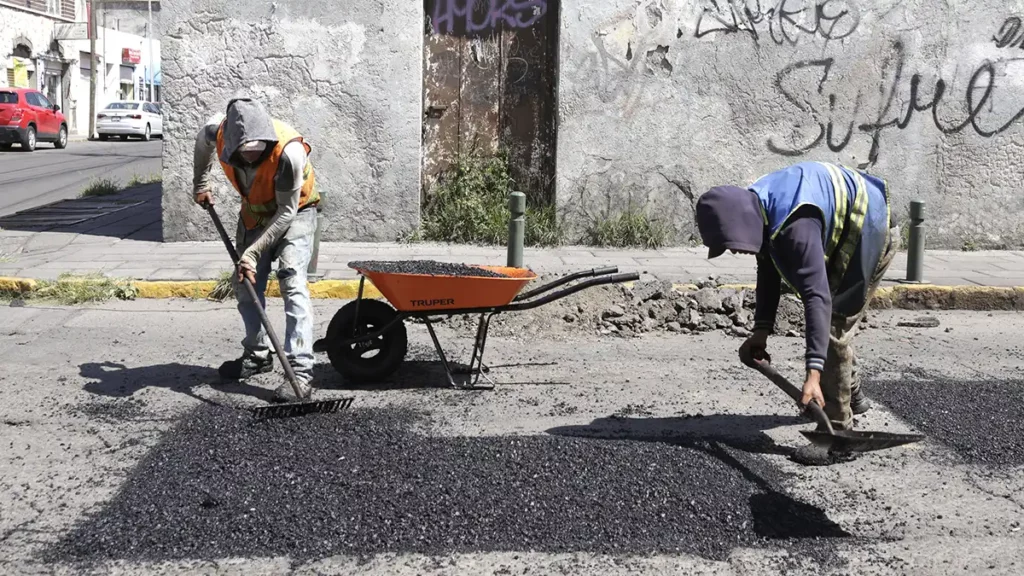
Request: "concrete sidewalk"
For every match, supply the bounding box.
[1,183,1023,288]
[3,227,1024,287]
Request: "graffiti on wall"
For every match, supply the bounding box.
[767,40,1024,167]
[428,0,548,37]
[570,2,1024,164]
[695,0,860,45]
[993,16,1024,49]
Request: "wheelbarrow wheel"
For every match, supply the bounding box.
[325,299,408,384]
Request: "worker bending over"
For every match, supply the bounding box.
[192,97,321,402]
[695,161,896,462]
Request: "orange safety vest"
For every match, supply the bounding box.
[215,119,320,230]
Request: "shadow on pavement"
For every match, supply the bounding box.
[546,413,807,456]
[313,347,569,391]
[79,361,274,404]
[0,184,162,241]
[547,414,852,541]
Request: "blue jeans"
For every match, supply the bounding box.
[233,208,317,386]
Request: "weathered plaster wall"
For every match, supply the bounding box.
[556,0,1024,249]
[159,0,421,242]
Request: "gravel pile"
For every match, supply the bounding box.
[348,260,508,278]
[444,277,807,340]
[46,405,855,566]
[866,367,1024,468]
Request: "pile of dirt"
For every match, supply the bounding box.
[435,276,807,340]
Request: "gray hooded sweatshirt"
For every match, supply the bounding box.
[192,98,308,269]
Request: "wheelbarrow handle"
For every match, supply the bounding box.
[203,202,305,398]
[746,357,835,435]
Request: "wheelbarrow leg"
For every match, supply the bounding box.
[422,315,495,391]
[455,313,495,388]
[468,313,495,387]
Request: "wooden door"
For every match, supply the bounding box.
[422,0,559,208]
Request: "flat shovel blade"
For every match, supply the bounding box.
[801,429,925,454]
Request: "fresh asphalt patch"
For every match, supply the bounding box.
[866,367,1024,468]
[43,405,880,568]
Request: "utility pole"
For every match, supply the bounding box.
[147,0,153,101]
[88,1,97,139]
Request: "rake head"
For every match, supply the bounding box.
[250,397,354,419]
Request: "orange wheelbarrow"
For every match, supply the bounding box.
[313,261,640,390]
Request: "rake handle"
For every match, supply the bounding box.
[746,357,835,435]
[204,202,304,399]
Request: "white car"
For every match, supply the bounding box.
[96,101,163,141]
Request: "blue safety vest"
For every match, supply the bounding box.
[749,161,891,316]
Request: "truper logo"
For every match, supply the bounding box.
[411,298,455,308]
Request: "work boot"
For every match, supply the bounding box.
[218,354,274,381]
[272,380,314,403]
[851,386,872,415]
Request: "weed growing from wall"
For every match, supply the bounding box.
[583,207,670,249]
[416,150,561,247]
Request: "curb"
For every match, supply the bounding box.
[2,276,1024,311]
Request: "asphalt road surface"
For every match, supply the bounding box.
[2,301,1023,575]
[0,139,162,217]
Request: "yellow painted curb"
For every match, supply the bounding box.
[4,275,1024,311]
[134,281,219,300]
[132,279,385,301]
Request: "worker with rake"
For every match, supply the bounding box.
[192,97,321,403]
[694,161,896,463]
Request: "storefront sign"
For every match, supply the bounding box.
[122,48,141,64]
[12,60,29,88]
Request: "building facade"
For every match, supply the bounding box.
[2,0,160,135]
[156,1,1024,249]
[0,0,82,119]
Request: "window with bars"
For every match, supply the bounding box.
[0,0,76,19]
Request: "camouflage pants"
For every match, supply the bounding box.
[821,228,898,430]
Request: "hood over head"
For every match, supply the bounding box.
[218,98,278,167]
[694,185,766,259]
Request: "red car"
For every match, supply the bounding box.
[0,88,69,152]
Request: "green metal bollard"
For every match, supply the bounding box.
[307,206,324,282]
[904,200,926,284]
[507,191,526,268]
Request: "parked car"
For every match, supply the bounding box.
[0,88,69,152]
[96,100,163,141]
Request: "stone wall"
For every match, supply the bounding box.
[556,0,1024,249]
[159,0,421,242]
